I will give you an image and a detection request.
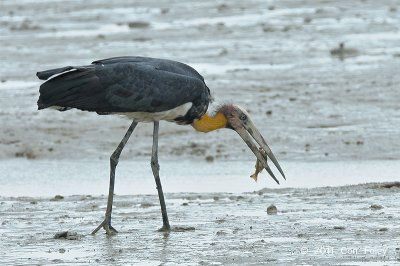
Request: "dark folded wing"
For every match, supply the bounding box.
[37,57,208,113]
[93,56,205,82]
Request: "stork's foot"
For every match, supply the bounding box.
[157,224,171,232]
[91,219,118,235]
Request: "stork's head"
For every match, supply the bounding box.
[192,104,285,184]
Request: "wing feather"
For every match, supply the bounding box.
[37,57,209,114]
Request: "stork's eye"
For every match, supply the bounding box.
[239,114,247,121]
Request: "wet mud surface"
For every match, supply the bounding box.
[1,183,400,265]
[1,0,400,265]
[0,0,400,162]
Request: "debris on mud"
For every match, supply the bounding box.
[54,231,82,240]
[370,204,383,210]
[171,226,196,232]
[376,182,400,189]
[140,202,154,208]
[330,42,359,59]
[333,226,346,230]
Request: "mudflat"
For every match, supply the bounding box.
[1,0,400,264]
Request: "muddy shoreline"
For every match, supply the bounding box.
[1,182,400,265]
[1,0,400,264]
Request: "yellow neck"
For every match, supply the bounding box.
[192,113,228,133]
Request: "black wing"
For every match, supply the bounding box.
[92,56,205,82]
[37,57,210,115]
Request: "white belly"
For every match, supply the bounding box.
[118,102,193,122]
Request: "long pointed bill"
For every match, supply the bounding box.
[235,122,285,184]
[242,121,286,180]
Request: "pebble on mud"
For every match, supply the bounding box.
[51,195,64,201]
[266,204,278,215]
[205,155,214,162]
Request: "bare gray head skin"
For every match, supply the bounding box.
[217,104,286,184]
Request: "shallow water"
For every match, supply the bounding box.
[1,159,399,197]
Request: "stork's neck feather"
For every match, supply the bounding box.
[192,113,228,133]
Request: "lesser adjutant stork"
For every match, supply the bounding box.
[37,56,285,235]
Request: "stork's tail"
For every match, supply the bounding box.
[36,65,97,110]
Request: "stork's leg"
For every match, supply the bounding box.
[151,121,171,231]
[91,121,138,235]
